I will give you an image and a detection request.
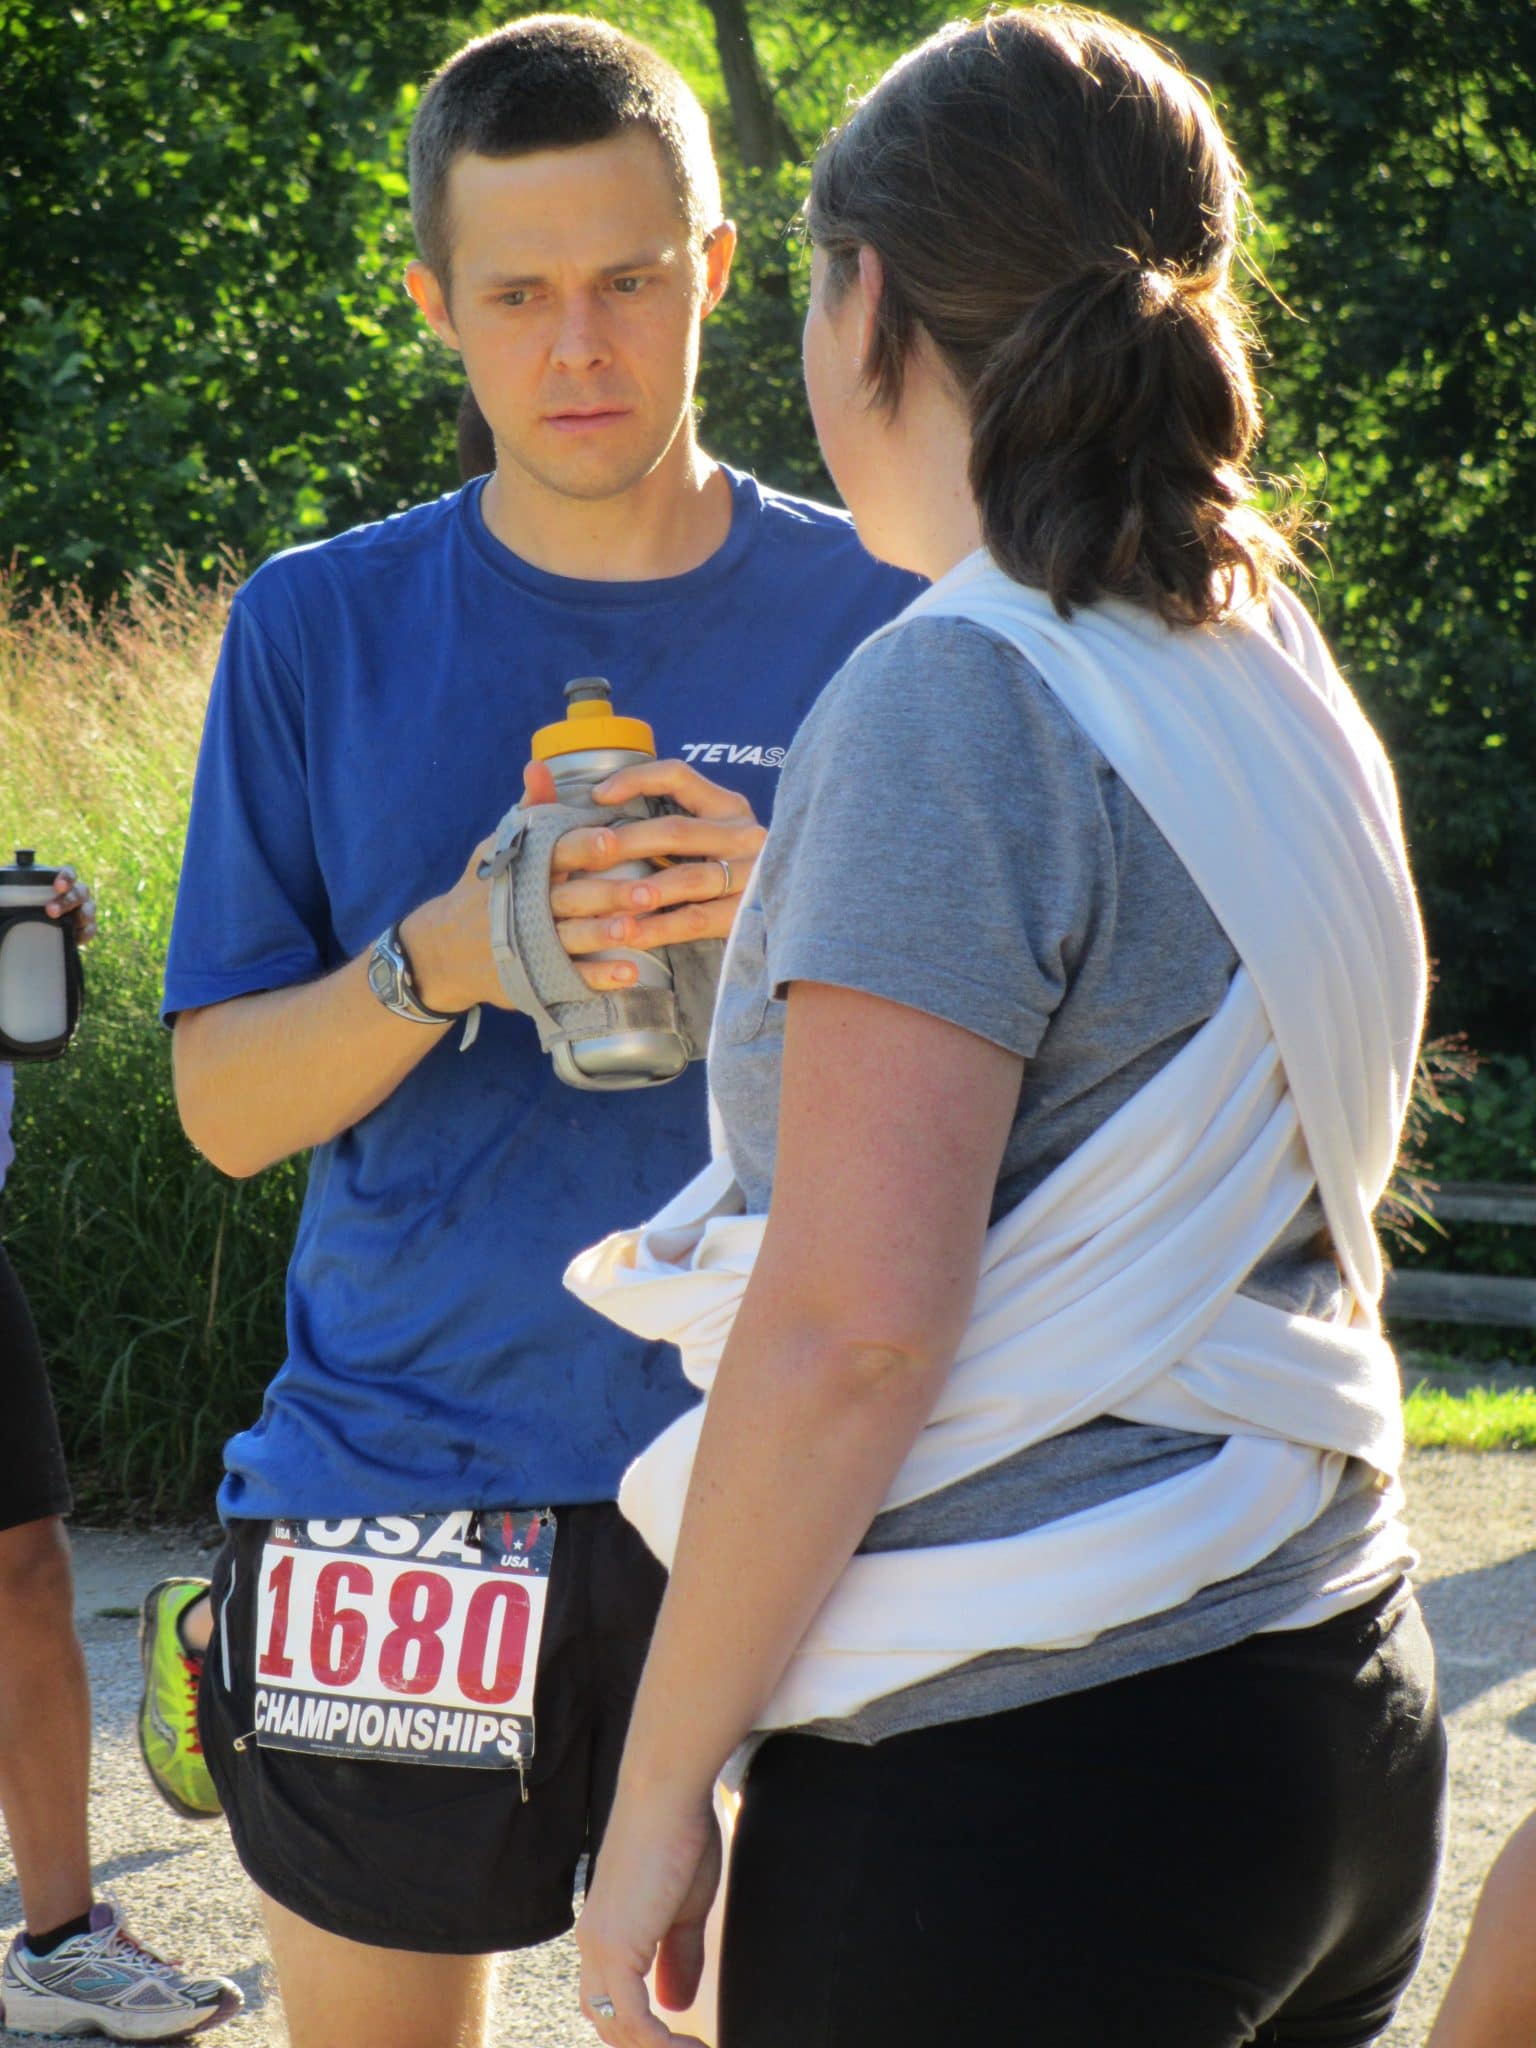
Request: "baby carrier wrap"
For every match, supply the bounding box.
[568,552,1427,1729]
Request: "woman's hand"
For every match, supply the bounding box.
[46,865,97,945]
[576,1784,722,2046]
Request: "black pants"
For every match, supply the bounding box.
[0,1235,72,1534]
[720,1587,1445,2048]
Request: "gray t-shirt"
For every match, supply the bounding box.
[710,617,1409,1743]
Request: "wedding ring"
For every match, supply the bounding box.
[712,857,733,898]
[591,1996,617,2019]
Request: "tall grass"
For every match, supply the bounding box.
[0,565,304,1518]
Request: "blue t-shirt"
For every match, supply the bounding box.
[164,469,920,1522]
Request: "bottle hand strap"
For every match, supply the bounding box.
[477,792,722,1072]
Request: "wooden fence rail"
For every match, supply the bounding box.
[1383,1181,1536,1329]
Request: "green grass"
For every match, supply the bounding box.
[1403,1384,1536,1452]
[1,563,304,1517]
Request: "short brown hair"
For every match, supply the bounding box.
[807,7,1294,627]
[410,15,722,288]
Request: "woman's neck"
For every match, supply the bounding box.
[867,353,984,582]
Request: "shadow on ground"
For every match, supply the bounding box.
[1418,1549,1536,1721]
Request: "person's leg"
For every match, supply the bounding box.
[181,1589,213,1653]
[0,1238,89,1936]
[0,1244,242,2037]
[0,1515,92,1936]
[262,1896,494,2048]
[1425,1809,1536,2048]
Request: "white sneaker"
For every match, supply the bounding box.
[0,1901,241,2040]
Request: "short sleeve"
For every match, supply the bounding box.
[0,1063,14,1194]
[162,590,332,1021]
[758,618,1114,1059]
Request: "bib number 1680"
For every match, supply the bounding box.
[251,1511,554,1770]
[260,1552,530,1702]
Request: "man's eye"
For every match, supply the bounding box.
[611,276,644,295]
[500,289,528,307]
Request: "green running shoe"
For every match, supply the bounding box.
[137,1577,221,1820]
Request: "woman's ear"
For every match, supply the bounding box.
[855,245,885,373]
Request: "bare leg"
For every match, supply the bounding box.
[261,1892,495,2048]
[1428,1808,1536,2048]
[0,1516,93,1934]
[179,1589,213,1655]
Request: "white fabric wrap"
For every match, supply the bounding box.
[566,554,1427,1731]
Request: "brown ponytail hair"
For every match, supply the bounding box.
[806,7,1295,627]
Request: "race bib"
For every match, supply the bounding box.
[252,1509,555,1771]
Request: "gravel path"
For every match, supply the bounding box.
[1381,1450,1536,2047]
[1,1447,1531,2046]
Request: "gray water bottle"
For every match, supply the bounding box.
[0,850,82,1060]
[533,679,688,1089]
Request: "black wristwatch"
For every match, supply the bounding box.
[366,922,460,1027]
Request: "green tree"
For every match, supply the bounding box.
[0,0,467,592]
[702,0,801,166]
[1128,0,1536,1055]
[5,0,1532,1053]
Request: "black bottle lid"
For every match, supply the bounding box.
[1,849,61,889]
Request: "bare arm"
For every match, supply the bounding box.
[576,980,1023,2045]
[173,955,449,1181]
[172,819,521,1180]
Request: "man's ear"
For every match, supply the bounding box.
[855,245,884,374]
[699,221,738,320]
[405,260,461,352]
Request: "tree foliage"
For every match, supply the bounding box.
[2,0,1532,1051]
[1130,0,1536,1055]
[0,0,467,587]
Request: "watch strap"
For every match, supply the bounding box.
[368,922,461,1027]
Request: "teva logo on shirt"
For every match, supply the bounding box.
[679,741,787,769]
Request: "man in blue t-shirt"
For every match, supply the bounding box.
[145,17,918,2045]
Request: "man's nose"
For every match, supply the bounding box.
[549,294,611,371]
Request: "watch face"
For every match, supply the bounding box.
[367,945,398,1005]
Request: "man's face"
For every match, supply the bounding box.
[408,129,732,504]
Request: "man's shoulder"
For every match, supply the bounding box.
[237,487,468,624]
[732,470,923,601]
[741,472,866,554]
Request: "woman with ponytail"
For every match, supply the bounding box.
[572,12,1445,2045]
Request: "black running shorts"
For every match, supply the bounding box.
[199,1502,666,1954]
[0,1234,73,1534]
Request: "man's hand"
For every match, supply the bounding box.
[537,758,765,967]
[401,830,646,1014]
[397,833,512,1017]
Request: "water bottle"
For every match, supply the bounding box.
[0,850,81,1060]
[532,678,688,1089]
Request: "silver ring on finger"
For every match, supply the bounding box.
[712,857,733,899]
[590,1997,617,2019]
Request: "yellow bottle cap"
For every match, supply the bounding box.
[531,678,656,761]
